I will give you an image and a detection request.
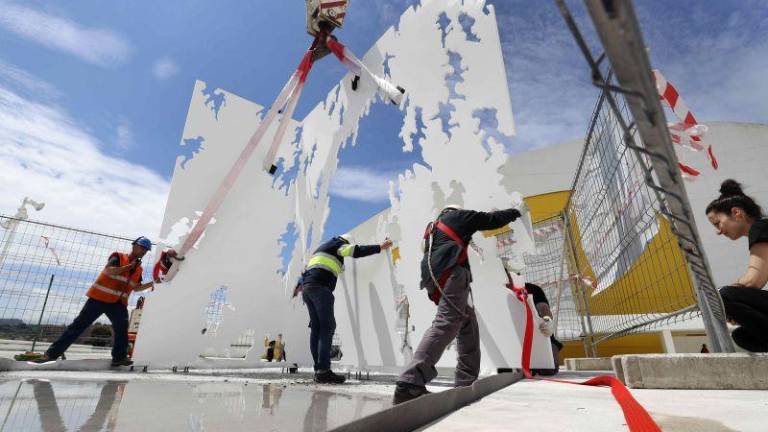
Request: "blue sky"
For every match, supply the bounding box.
[1,0,766,242]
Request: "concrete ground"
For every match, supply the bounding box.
[1,369,765,431]
[0,339,111,360]
[421,371,768,432]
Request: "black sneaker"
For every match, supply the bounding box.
[111,358,134,367]
[314,370,346,384]
[392,382,431,405]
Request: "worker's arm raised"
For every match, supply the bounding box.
[465,208,521,232]
[338,239,393,259]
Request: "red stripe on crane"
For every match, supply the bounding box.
[320,1,347,9]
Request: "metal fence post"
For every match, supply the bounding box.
[30,274,55,353]
[562,212,597,357]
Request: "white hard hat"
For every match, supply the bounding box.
[339,233,353,244]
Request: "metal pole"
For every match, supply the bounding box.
[551,217,568,339]
[31,274,55,353]
[562,212,596,357]
[0,219,19,273]
[582,285,598,358]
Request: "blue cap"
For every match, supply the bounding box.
[133,236,152,251]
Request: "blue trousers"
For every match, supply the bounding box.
[302,284,336,371]
[46,297,129,361]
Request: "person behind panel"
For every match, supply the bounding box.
[523,282,561,375]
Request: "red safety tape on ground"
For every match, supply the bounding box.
[510,284,661,432]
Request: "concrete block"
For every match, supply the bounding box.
[611,356,625,385]
[619,353,768,389]
[564,357,613,371]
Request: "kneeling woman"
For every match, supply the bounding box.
[705,179,768,352]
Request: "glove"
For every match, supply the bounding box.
[539,316,554,337]
[509,208,522,221]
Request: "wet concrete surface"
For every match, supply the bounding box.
[0,370,417,432]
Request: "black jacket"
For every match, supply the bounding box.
[420,208,520,289]
[301,236,381,291]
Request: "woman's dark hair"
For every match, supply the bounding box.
[705,179,763,219]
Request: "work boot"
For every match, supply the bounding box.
[392,382,430,405]
[314,370,346,384]
[111,358,134,367]
[28,354,54,364]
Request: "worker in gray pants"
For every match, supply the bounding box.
[393,204,522,404]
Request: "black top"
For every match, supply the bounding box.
[301,237,381,291]
[524,283,549,306]
[420,208,521,288]
[748,218,768,250]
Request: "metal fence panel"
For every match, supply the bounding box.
[0,215,154,349]
[553,0,732,352]
[563,89,700,345]
[523,216,585,342]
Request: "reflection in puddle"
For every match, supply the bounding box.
[0,378,392,431]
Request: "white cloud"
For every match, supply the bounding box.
[116,119,134,150]
[329,166,393,203]
[153,57,180,80]
[639,4,768,123]
[0,2,132,67]
[0,57,59,98]
[492,0,768,153]
[0,82,169,239]
[494,2,598,151]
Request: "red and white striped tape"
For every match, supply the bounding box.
[533,224,561,240]
[652,69,718,178]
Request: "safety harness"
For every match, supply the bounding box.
[423,220,468,305]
